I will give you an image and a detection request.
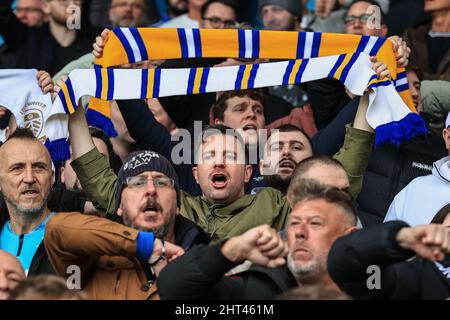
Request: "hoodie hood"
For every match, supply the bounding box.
[432,156,450,183]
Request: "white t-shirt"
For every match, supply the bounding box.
[159,14,199,29]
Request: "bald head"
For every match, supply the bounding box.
[289,156,350,193]
[0,250,26,300]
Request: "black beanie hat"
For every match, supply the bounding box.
[115,150,180,210]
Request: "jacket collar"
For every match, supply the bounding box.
[432,156,450,183]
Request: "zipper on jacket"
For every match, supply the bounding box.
[206,204,220,233]
[17,234,25,256]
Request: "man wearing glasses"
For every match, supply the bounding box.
[43,149,208,299]
[200,0,237,29]
[344,0,388,37]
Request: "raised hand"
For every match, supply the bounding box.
[93,28,110,59]
[51,75,68,102]
[396,224,450,261]
[370,56,391,80]
[389,36,411,68]
[221,225,288,268]
[37,70,53,95]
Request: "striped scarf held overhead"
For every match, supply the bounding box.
[55,28,427,147]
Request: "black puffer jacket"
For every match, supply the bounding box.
[158,241,297,300]
[328,221,450,300]
[357,133,447,226]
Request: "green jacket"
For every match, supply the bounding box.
[71,124,373,241]
[180,188,289,243]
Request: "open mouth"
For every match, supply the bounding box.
[242,124,257,131]
[142,201,161,215]
[21,190,39,196]
[279,159,296,170]
[211,173,228,188]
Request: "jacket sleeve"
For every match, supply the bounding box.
[305,78,351,130]
[158,242,246,300]
[116,99,175,159]
[312,97,359,156]
[0,0,29,50]
[53,53,95,81]
[327,220,421,299]
[70,147,118,216]
[47,186,86,213]
[44,212,141,287]
[333,124,375,199]
[116,99,197,193]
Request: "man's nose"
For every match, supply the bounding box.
[23,167,36,184]
[353,18,363,28]
[144,179,157,195]
[295,223,309,239]
[281,145,291,157]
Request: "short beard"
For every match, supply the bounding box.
[287,251,325,284]
[169,3,188,16]
[3,194,48,219]
[126,210,177,239]
[264,174,291,194]
[153,211,177,239]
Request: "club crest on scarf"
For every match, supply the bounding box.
[0,69,69,163]
[23,107,46,143]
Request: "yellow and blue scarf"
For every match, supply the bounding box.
[56,28,427,147]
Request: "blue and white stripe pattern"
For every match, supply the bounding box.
[296,32,321,59]
[113,28,148,63]
[177,28,202,58]
[238,29,260,59]
[394,71,409,92]
[356,35,387,56]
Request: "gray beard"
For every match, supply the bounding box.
[3,193,48,220]
[287,251,323,283]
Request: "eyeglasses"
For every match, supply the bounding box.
[126,176,174,189]
[344,14,373,25]
[14,7,43,14]
[202,16,237,28]
[111,2,145,10]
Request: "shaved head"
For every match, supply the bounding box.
[0,250,26,300]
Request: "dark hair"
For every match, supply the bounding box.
[431,203,450,224]
[406,62,424,83]
[211,89,267,122]
[195,124,249,164]
[0,108,11,130]
[201,0,240,21]
[8,275,88,300]
[6,127,38,142]
[268,124,313,150]
[88,126,122,174]
[287,179,357,226]
[347,0,386,23]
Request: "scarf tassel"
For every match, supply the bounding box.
[374,113,428,148]
[85,108,118,138]
[45,138,71,163]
